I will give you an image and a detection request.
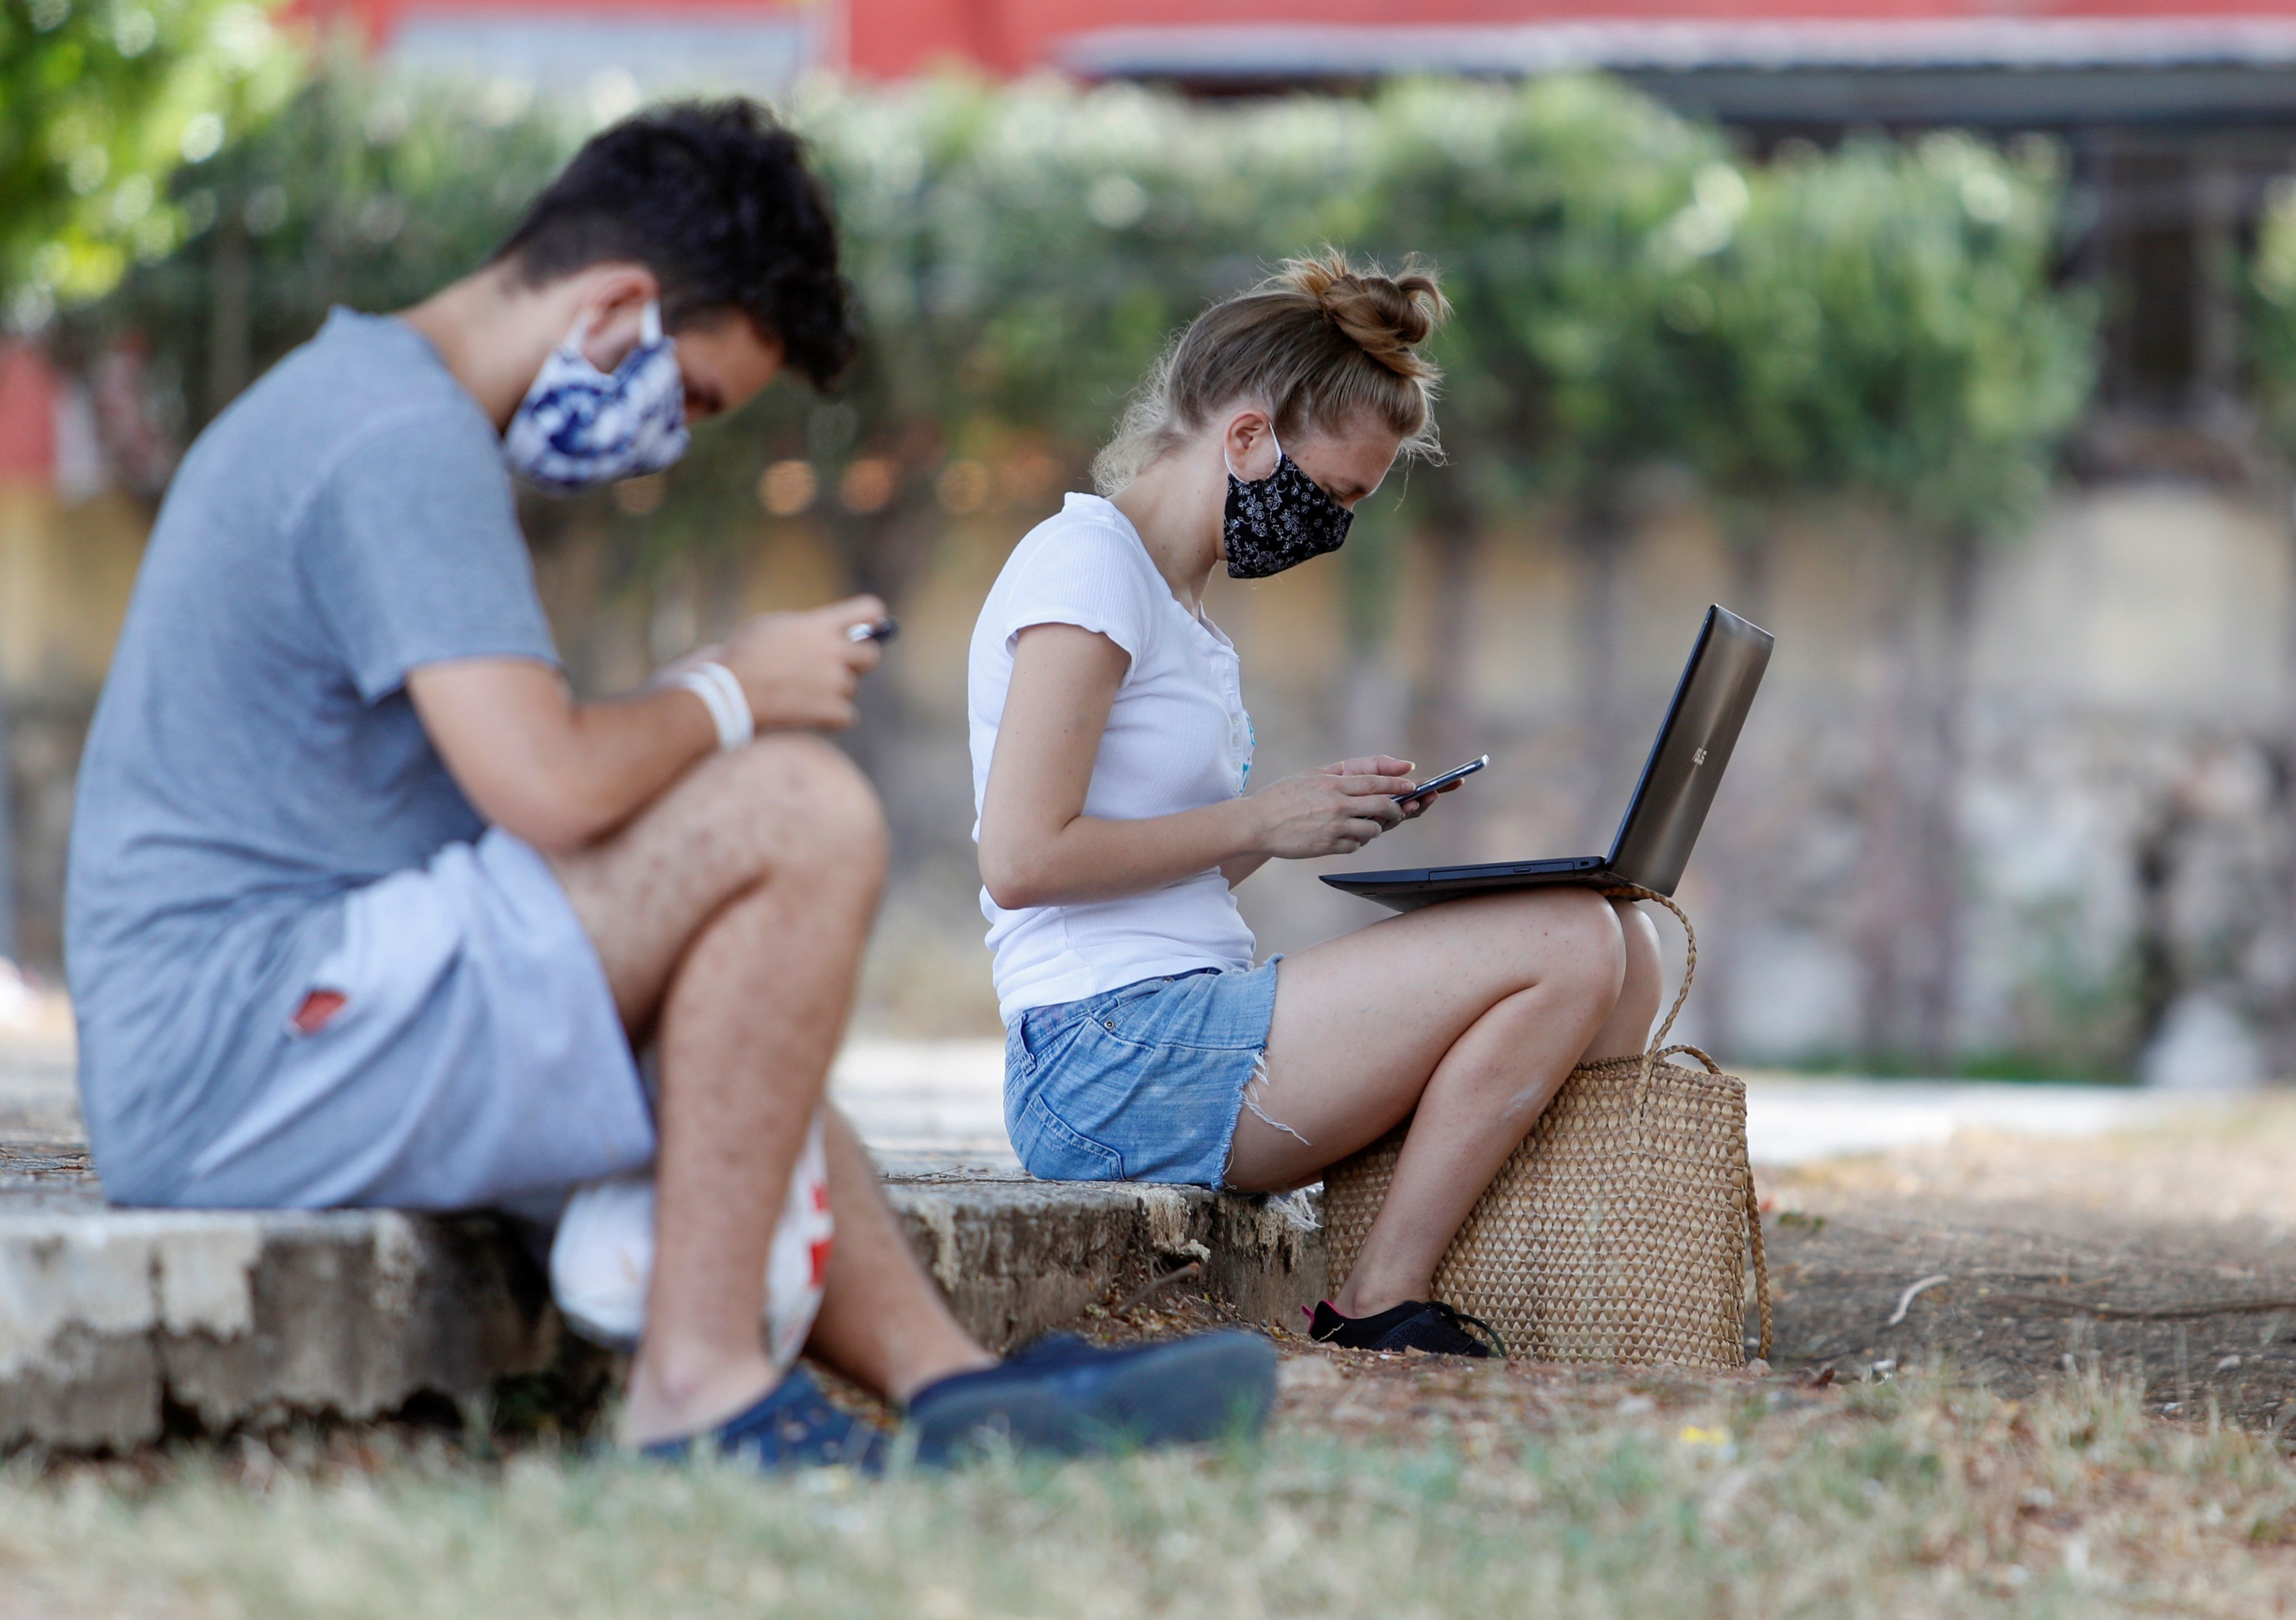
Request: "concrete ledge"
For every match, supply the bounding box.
[887,1171,1325,1352]
[0,1207,559,1451]
[0,1152,1326,1452]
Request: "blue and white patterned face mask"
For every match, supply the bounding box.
[503,301,691,490]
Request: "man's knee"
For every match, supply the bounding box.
[724,734,888,881]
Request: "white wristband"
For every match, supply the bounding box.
[674,661,754,752]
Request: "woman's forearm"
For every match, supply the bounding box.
[1221,853,1271,888]
[981,796,1261,911]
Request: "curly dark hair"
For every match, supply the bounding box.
[490,99,857,388]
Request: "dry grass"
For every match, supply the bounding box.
[1,1365,2290,1619]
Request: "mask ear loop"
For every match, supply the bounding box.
[1222,421,1283,484]
[561,301,668,371]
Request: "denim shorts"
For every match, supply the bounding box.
[1004,960,1281,1188]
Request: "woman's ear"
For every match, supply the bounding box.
[1220,407,1279,482]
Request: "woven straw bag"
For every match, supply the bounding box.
[1322,888,1771,1368]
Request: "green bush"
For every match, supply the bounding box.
[1744,133,2093,537]
[81,62,576,428]
[79,67,2095,587]
[1,0,297,316]
[2248,176,2296,451]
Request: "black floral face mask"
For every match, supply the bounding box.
[1223,436,1353,580]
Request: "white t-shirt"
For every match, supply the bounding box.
[968,493,1257,1023]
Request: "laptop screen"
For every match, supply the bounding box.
[1603,605,1774,896]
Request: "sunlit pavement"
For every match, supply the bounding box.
[829,1038,2208,1171]
[1734,1074,2190,1166]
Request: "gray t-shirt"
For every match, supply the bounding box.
[66,309,558,1200]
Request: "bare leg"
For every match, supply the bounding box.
[546,734,913,1446]
[801,1110,995,1404]
[1225,889,1661,1317]
[1587,899,1665,1061]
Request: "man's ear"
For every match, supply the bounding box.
[1220,407,1277,480]
[569,263,664,369]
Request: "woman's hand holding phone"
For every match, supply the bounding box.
[1248,757,1417,858]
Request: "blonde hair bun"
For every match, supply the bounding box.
[1092,246,1449,494]
[1275,251,1448,382]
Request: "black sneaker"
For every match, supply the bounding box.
[1307,1299,1506,1358]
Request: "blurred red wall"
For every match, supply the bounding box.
[295,0,2296,81]
[0,346,59,487]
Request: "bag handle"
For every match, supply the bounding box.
[1597,884,1696,1122]
[1597,886,1773,1363]
[1600,883,1697,1051]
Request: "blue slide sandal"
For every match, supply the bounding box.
[904,1331,1277,1466]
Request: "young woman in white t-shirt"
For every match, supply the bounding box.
[966,253,1661,1357]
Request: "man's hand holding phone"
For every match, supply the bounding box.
[714,595,890,732]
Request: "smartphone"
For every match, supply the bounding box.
[1395,754,1490,803]
[846,616,900,644]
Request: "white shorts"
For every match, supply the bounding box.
[174,829,656,1216]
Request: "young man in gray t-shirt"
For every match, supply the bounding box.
[67,101,1271,1466]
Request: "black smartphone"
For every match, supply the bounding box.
[1395,754,1490,803]
[846,616,900,644]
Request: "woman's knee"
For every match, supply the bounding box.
[1530,887,1628,998]
[1611,900,1665,1018]
[1468,886,1626,1009]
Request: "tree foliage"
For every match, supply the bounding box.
[84,63,574,423]
[2247,177,2296,455]
[1362,76,1732,506]
[1732,134,2092,538]
[0,0,295,316]
[81,67,2096,580]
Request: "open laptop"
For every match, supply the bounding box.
[1322,604,1773,913]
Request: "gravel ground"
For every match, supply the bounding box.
[1752,1097,2296,1427]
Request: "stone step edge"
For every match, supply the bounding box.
[0,1179,1329,1452]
